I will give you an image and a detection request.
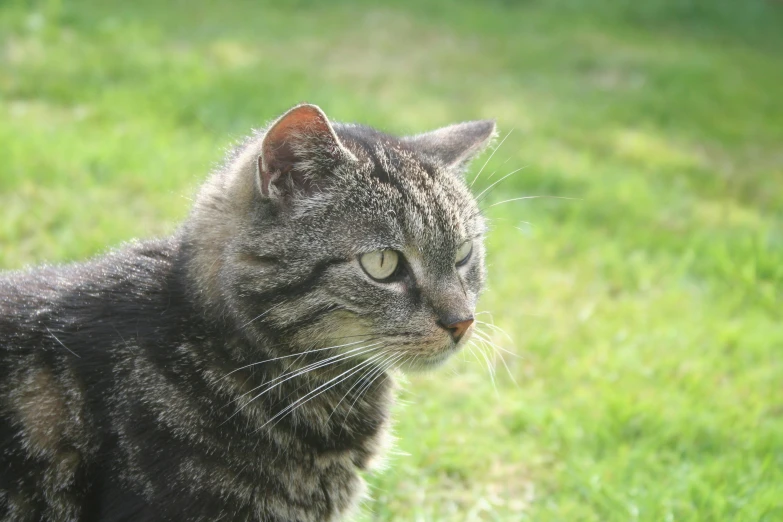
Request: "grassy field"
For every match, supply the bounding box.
[2,0,782,519]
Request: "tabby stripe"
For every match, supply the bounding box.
[366,148,417,209]
[275,304,341,336]
[246,258,346,304]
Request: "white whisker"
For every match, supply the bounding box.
[257,352,390,432]
[233,342,383,405]
[485,195,581,209]
[221,338,377,380]
[474,327,519,388]
[484,156,513,182]
[466,343,483,368]
[472,327,521,360]
[474,319,514,344]
[338,352,404,430]
[470,129,514,188]
[327,352,395,424]
[493,343,519,389]
[473,339,498,395]
[222,343,384,425]
[474,166,528,202]
[239,302,285,328]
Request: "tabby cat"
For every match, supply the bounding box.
[0,104,495,521]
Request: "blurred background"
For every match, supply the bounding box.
[1,0,782,519]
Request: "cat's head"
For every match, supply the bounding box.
[187,104,495,371]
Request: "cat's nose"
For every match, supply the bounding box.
[438,317,474,344]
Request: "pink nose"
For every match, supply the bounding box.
[442,318,474,343]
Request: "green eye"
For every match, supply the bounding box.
[359,249,400,281]
[455,240,473,266]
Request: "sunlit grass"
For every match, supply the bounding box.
[1,0,782,520]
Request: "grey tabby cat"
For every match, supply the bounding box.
[0,104,495,521]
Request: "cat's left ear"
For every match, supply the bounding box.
[404,120,497,173]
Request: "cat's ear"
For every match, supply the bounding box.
[405,120,497,172]
[257,104,355,198]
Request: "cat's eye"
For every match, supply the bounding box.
[455,240,473,267]
[359,250,400,281]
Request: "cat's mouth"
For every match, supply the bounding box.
[389,328,474,372]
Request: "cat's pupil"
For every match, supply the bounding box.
[359,249,400,281]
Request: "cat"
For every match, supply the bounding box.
[0,104,495,522]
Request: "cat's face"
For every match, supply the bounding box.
[191,105,495,371]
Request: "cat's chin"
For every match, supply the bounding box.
[395,346,460,373]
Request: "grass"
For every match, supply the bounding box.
[2,0,782,519]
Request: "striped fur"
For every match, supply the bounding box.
[0,105,495,521]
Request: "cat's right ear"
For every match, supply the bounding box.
[256,104,355,199]
[404,120,497,173]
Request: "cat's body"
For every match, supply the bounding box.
[1,237,391,521]
[0,105,494,521]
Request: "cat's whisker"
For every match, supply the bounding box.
[474,327,520,389]
[474,319,514,344]
[235,342,383,402]
[473,338,498,395]
[469,128,514,188]
[352,352,403,404]
[236,352,384,429]
[326,354,390,426]
[473,166,528,203]
[242,336,385,383]
[257,352,391,432]
[345,353,402,420]
[327,351,398,423]
[492,343,519,389]
[227,332,385,367]
[472,334,519,366]
[351,352,402,402]
[224,342,385,421]
[332,351,404,426]
[239,301,286,329]
[457,346,471,365]
[226,343,373,406]
[472,328,521,359]
[467,192,578,223]
[484,195,581,209]
[483,156,513,182]
[466,341,492,386]
[465,343,483,369]
[221,337,380,380]
[336,352,405,431]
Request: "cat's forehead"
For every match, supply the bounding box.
[332,129,482,256]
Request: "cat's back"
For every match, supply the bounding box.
[0,237,183,346]
[0,236,188,408]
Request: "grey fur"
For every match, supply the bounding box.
[0,104,495,521]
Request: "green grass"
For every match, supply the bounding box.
[2,0,782,519]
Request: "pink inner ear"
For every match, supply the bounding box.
[259,105,335,197]
[266,106,331,149]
